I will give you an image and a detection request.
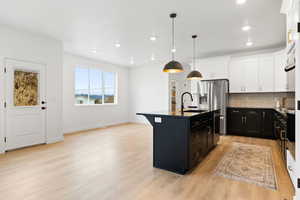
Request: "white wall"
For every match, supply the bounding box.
[63,53,129,133]
[129,62,169,123]
[169,63,192,109]
[0,25,63,153]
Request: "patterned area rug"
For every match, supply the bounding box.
[214,142,277,190]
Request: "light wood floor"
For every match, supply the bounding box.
[0,123,295,200]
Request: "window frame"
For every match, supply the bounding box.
[74,66,118,106]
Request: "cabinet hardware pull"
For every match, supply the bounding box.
[280,130,286,140]
[242,116,246,124]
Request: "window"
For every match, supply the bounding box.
[75,67,117,105]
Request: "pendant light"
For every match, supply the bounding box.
[187,35,203,80]
[163,13,184,73]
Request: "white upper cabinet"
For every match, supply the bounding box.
[229,57,259,93]
[243,58,259,93]
[195,57,229,80]
[228,50,290,93]
[287,66,295,91]
[192,49,289,94]
[258,55,275,92]
[274,51,288,92]
[229,59,245,93]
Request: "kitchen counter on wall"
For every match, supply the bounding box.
[227,106,295,139]
[137,110,220,174]
[227,106,295,116]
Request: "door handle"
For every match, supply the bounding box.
[41,107,46,110]
[41,101,46,104]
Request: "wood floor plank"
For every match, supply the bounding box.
[0,123,295,200]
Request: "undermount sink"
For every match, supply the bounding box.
[183,110,207,113]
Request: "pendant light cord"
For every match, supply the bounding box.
[172,17,175,60]
[193,37,195,70]
[192,35,197,70]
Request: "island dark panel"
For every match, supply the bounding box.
[137,110,219,175]
[153,116,189,174]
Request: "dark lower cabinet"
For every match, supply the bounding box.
[227,108,274,139]
[189,112,216,170]
[227,109,244,134]
[243,110,261,137]
[189,121,209,168]
[213,110,221,146]
[261,110,274,139]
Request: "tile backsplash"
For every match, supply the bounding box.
[229,92,295,109]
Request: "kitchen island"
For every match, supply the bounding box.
[137,110,220,174]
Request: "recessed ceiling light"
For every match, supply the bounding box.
[150,36,157,41]
[115,42,121,48]
[130,57,134,65]
[242,25,251,31]
[151,54,155,61]
[91,50,97,53]
[246,41,253,46]
[236,0,246,5]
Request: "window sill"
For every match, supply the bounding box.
[74,103,118,107]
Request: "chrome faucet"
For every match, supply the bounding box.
[181,92,193,113]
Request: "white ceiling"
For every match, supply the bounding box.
[0,0,285,67]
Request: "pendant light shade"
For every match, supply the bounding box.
[163,61,183,73]
[187,35,203,80]
[163,13,184,73]
[187,70,203,80]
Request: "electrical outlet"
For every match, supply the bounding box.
[154,117,162,123]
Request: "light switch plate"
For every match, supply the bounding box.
[154,117,162,123]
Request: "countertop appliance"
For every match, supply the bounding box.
[274,110,296,188]
[286,112,296,189]
[274,112,287,161]
[194,79,229,135]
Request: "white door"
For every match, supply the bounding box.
[4,59,46,151]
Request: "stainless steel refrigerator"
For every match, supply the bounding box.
[194,79,229,135]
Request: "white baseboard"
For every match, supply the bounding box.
[63,120,130,135]
[46,136,64,144]
[0,141,4,154]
